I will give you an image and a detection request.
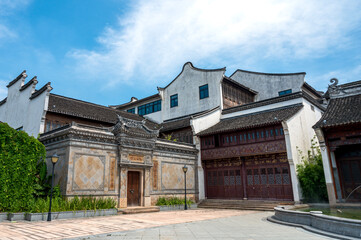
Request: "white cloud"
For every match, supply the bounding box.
[0,80,7,100]
[0,0,31,40]
[311,64,361,91]
[69,0,361,87]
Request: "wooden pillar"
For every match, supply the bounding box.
[241,158,247,199]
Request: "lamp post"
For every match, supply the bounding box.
[182,165,188,210]
[47,154,59,222]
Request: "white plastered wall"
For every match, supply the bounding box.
[282,99,323,202]
[190,107,222,200]
[0,78,51,137]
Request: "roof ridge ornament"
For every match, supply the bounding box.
[112,115,160,140]
[328,78,347,98]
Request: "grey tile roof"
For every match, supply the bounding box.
[198,104,303,136]
[160,117,191,132]
[222,91,325,114]
[313,94,361,128]
[48,94,160,130]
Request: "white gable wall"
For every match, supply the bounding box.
[162,63,224,121]
[231,71,305,101]
[0,77,51,137]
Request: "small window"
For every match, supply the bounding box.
[226,136,229,143]
[248,133,251,140]
[280,128,284,135]
[278,89,292,96]
[256,132,259,139]
[170,94,178,108]
[230,136,233,142]
[275,129,279,136]
[266,130,269,138]
[244,134,247,141]
[252,132,255,139]
[261,131,264,138]
[270,129,274,136]
[199,84,209,99]
[234,135,237,142]
[46,122,51,132]
[239,135,242,141]
[127,108,135,113]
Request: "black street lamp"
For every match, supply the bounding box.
[47,154,59,221]
[182,165,188,210]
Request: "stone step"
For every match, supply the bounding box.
[118,206,160,214]
[197,199,294,211]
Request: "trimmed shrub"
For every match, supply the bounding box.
[156,196,194,206]
[0,123,46,212]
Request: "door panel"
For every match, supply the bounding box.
[127,171,140,207]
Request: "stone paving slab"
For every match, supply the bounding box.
[76,212,334,240]
[0,209,253,240]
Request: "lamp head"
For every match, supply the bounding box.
[182,165,188,173]
[51,154,59,164]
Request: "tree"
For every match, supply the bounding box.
[296,138,328,202]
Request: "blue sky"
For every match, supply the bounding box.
[0,0,360,106]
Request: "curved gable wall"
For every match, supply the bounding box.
[231,70,305,101]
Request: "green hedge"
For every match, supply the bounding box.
[156,196,194,206]
[0,123,46,212]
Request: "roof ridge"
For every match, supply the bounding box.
[230,69,306,78]
[50,93,118,111]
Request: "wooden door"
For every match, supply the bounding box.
[127,171,140,207]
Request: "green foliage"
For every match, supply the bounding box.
[296,138,328,203]
[0,123,46,212]
[156,196,194,206]
[27,196,117,213]
[162,133,177,142]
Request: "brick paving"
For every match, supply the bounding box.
[0,209,254,240]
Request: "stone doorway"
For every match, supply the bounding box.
[127,171,141,206]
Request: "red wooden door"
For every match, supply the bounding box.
[127,171,140,207]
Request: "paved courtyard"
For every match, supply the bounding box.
[0,209,332,240]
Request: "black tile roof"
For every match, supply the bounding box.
[30,82,51,100]
[160,117,191,132]
[313,94,361,128]
[198,104,303,136]
[6,70,26,88]
[48,94,160,129]
[222,91,324,115]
